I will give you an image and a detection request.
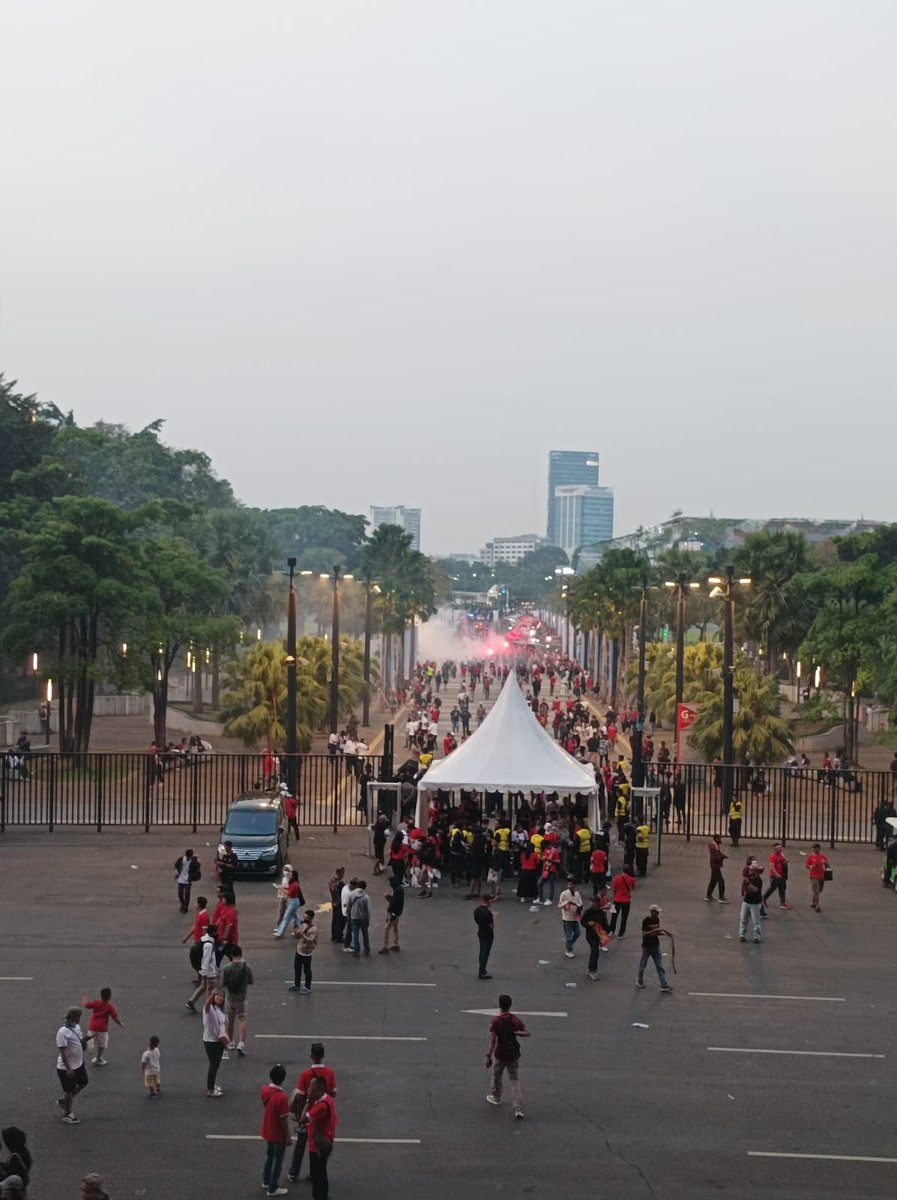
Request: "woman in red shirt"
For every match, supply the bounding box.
[516,846,540,903]
[806,842,829,912]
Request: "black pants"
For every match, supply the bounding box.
[478,934,493,977]
[707,867,726,899]
[331,909,346,942]
[763,877,787,905]
[309,1149,330,1200]
[294,954,312,988]
[178,882,192,911]
[289,1129,308,1179]
[587,932,601,973]
[635,848,648,877]
[204,1040,224,1091]
[610,901,630,936]
[578,853,591,883]
[729,820,742,846]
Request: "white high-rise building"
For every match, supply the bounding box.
[370,505,422,551]
[480,534,546,567]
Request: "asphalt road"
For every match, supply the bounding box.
[0,825,893,1199]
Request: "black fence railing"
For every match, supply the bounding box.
[0,752,382,832]
[641,763,893,847]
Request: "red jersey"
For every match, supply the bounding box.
[612,872,634,904]
[191,908,210,943]
[807,852,828,880]
[84,999,119,1033]
[259,1084,290,1143]
[298,1064,337,1095]
[305,1094,337,1154]
[590,849,607,875]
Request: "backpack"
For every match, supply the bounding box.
[494,1014,520,1061]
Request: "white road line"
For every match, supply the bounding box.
[462,1008,568,1017]
[0,977,33,981]
[256,1035,427,1042]
[689,992,846,1003]
[284,981,436,988]
[206,1135,421,1144]
[708,1047,884,1059]
[748,1152,897,1163]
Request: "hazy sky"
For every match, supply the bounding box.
[3,2,895,556]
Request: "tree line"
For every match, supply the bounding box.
[0,375,437,751]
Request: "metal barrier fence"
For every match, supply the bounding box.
[642,764,894,847]
[0,752,382,832]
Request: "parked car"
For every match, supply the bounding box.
[218,793,286,876]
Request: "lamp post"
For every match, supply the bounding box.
[632,579,649,789]
[285,558,298,797]
[795,660,802,707]
[44,678,53,745]
[708,567,751,817]
[325,565,354,735]
[362,577,381,728]
[554,566,575,658]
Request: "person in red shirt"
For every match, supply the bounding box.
[806,842,829,912]
[609,866,635,938]
[214,891,240,950]
[300,1075,338,1199]
[763,843,791,910]
[485,993,530,1119]
[287,1043,337,1183]
[79,987,123,1066]
[259,1063,292,1196]
[589,847,608,897]
[538,844,561,905]
[182,894,211,981]
[443,733,456,757]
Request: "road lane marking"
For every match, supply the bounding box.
[462,1009,567,1017]
[709,1047,883,1059]
[0,977,33,981]
[284,981,436,988]
[206,1135,421,1144]
[748,1152,897,1163]
[690,992,845,1002]
[256,1035,427,1042]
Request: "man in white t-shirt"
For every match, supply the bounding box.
[557,878,584,959]
[56,1006,89,1123]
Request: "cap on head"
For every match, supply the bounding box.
[65,1006,82,1023]
[649,904,662,913]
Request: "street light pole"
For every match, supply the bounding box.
[285,557,297,797]
[362,577,380,728]
[722,566,735,814]
[329,565,341,736]
[632,579,649,788]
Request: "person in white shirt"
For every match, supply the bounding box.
[141,1036,162,1097]
[202,989,229,1097]
[557,879,584,958]
[56,1006,89,1123]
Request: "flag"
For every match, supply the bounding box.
[677,703,698,733]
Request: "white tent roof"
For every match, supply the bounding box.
[417,674,598,796]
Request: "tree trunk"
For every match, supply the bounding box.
[211,651,221,709]
[193,665,204,715]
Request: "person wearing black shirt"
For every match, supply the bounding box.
[474,895,494,979]
[636,904,672,992]
[216,842,238,894]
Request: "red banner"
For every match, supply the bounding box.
[677,703,698,733]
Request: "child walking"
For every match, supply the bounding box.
[141,1035,161,1097]
[80,987,124,1065]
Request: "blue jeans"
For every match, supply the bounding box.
[263,1140,286,1193]
[539,875,556,902]
[352,918,370,955]
[276,898,300,936]
[563,920,581,951]
[638,944,669,988]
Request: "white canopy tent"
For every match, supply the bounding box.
[415,674,599,827]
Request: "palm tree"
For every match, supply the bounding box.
[688,661,794,764]
[732,530,814,670]
[359,525,437,691]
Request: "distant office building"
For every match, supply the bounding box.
[370,506,421,550]
[547,451,600,545]
[480,534,547,568]
[554,486,615,559]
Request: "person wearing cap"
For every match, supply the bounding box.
[55,1005,90,1123]
[80,1174,110,1200]
[281,785,300,845]
[637,905,673,993]
[0,1177,26,1198]
[474,894,494,979]
[557,877,584,958]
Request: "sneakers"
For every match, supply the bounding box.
[227,1041,236,1051]
[588,972,599,981]
[95,1058,107,1066]
[207,1086,223,1098]
[287,985,301,991]
[739,936,746,942]
[542,899,551,906]
[221,1052,230,1061]
[298,987,311,994]
[389,945,401,952]
[564,950,575,959]
[485,1093,500,1106]
[717,898,730,904]
[378,948,390,955]
[704,896,713,902]
[661,986,674,994]
[514,1107,524,1120]
[780,903,792,910]
[62,1114,79,1124]
[636,981,646,989]
[267,1190,289,1196]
